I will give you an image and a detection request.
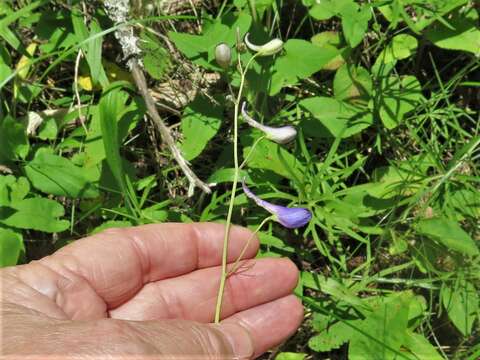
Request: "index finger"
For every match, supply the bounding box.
[42,223,259,309]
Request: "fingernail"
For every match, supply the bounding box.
[219,323,254,359]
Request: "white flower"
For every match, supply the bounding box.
[244,33,284,56]
[241,102,297,144]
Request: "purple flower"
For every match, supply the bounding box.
[242,180,312,229]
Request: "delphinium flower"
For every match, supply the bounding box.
[244,33,284,56]
[242,180,312,228]
[241,102,297,144]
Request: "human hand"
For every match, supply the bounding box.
[1,223,303,358]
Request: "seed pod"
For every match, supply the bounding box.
[244,33,284,56]
[215,43,231,69]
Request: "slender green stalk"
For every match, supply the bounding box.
[227,216,272,277]
[214,54,258,323]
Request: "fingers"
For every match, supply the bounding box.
[3,297,300,359]
[223,295,304,358]
[41,223,259,311]
[110,258,299,323]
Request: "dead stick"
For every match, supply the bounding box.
[130,61,211,195]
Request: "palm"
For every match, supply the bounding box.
[3,223,302,357]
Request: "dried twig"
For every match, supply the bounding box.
[104,0,210,196]
[130,62,211,195]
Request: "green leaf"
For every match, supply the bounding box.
[348,294,410,360]
[0,116,29,163]
[425,7,480,55]
[141,31,171,80]
[309,319,354,352]
[91,220,132,235]
[242,138,305,180]
[275,352,307,360]
[442,279,478,336]
[270,39,339,95]
[98,85,129,194]
[25,149,99,198]
[333,64,372,101]
[300,96,373,137]
[35,9,77,53]
[375,34,418,66]
[0,227,24,267]
[0,197,69,233]
[71,9,108,87]
[417,217,478,255]
[403,332,443,360]
[341,4,371,48]
[378,75,422,129]
[179,96,223,161]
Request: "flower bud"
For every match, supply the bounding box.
[215,43,231,69]
[242,180,312,229]
[244,33,284,56]
[241,102,297,144]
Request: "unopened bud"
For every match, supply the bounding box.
[244,33,283,56]
[215,43,231,69]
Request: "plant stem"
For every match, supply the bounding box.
[227,216,272,277]
[214,54,258,324]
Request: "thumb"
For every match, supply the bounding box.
[132,319,255,359]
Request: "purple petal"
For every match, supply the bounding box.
[242,180,312,229]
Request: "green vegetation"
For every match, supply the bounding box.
[0,0,479,358]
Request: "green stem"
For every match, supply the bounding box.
[227,216,272,277]
[240,135,266,170]
[214,54,258,324]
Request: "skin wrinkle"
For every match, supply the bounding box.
[127,229,153,284]
[39,256,107,319]
[3,267,69,319]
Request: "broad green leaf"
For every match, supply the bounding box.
[270,39,339,95]
[311,31,347,71]
[0,116,29,162]
[300,96,372,137]
[141,31,171,80]
[425,7,480,55]
[35,10,77,53]
[242,138,304,180]
[179,96,223,161]
[0,227,24,267]
[333,64,372,101]
[378,75,422,129]
[442,280,478,336]
[349,294,410,360]
[403,332,443,360]
[309,319,354,352]
[341,4,371,48]
[25,150,99,198]
[0,197,69,233]
[36,116,58,140]
[307,0,352,20]
[417,217,478,255]
[375,34,418,65]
